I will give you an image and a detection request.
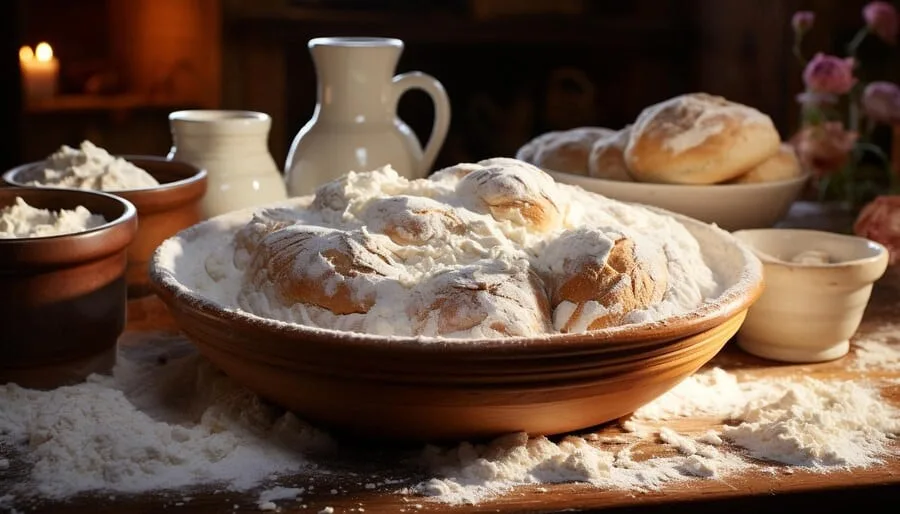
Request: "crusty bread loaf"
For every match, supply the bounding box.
[533,127,615,175]
[243,225,402,315]
[728,143,804,184]
[457,158,563,233]
[587,126,634,181]
[625,93,781,185]
[363,195,467,245]
[410,263,552,337]
[548,232,668,332]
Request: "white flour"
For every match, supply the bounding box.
[0,196,106,238]
[1,336,898,510]
[183,160,727,339]
[29,141,159,191]
[0,336,333,506]
[851,322,900,371]
[417,366,900,504]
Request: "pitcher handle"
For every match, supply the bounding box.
[392,72,451,175]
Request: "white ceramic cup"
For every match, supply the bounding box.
[732,228,889,363]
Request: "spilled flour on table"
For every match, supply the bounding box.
[1,332,899,510]
[0,335,334,509]
[850,321,900,371]
[415,366,900,505]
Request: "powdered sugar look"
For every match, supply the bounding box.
[0,196,106,239]
[191,159,722,339]
[29,140,160,191]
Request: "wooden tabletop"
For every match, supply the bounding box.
[3,204,900,514]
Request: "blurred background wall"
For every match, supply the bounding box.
[1,0,897,171]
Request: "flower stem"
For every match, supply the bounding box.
[846,27,870,58]
[793,33,808,67]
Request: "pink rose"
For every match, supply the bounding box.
[854,195,900,265]
[862,81,900,124]
[803,53,857,94]
[792,11,816,34]
[863,1,898,44]
[790,122,859,178]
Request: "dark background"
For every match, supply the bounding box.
[2,0,898,172]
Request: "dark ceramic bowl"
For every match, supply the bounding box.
[0,187,137,389]
[3,156,207,297]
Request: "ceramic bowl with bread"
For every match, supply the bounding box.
[149,158,764,441]
[517,93,810,231]
[0,187,138,389]
[3,141,208,297]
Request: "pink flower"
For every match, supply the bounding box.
[790,122,859,178]
[792,11,816,34]
[854,195,900,265]
[862,81,900,124]
[863,1,898,44]
[802,53,857,95]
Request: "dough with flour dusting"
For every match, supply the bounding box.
[222,158,720,339]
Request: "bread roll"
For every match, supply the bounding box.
[533,127,615,175]
[515,131,563,164]
[410,262,552,338]
[587,126,634,181]
[625,93,780,184]
[546,229,668,332]
[728,143,804,184]
[243,225,403,315]
[456,158,562,233]
[362,195,467,245]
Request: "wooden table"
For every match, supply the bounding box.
[3,205,900,514]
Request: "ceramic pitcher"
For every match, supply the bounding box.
[284,37,451,196]
[168,110,288,218]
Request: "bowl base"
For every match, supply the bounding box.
[0,346,117,390]
[736,337,850,364]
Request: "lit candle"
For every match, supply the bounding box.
[19,42,59,103]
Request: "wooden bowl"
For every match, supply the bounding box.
[0,188,137,389]
[149,198,763,441]
[3,156,207,298]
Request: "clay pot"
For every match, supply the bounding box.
[0,188,137,389]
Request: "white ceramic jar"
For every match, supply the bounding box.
[284,37,451,197]
[733,228,889,363]
[168,110,288,219]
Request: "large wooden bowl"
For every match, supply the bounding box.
[149,198,763,441]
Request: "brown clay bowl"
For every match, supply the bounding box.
[149,196,763,441]
[0,187,137,389]
[3,156,207,298]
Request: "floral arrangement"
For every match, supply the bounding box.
[791,2,900,263]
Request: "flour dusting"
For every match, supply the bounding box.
[0,336,333,504]
[162,159,746,341]
[28,141,160,191]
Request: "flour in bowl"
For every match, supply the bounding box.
[0,196,106,238]
[179,158,728,339]
[29,141,160,191]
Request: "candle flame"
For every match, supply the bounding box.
[18,45,33,62]
[35,42,53,62]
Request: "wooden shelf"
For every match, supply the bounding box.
[24,93,200,114]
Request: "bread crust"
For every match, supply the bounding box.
[625,93,780,184]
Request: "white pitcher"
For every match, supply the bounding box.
[285,37,451,197]
[168,110,288,218]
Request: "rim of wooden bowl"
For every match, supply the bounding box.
[149,197,764,359]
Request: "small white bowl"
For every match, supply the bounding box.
[544,170,809,232]
[731,228,889,363]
